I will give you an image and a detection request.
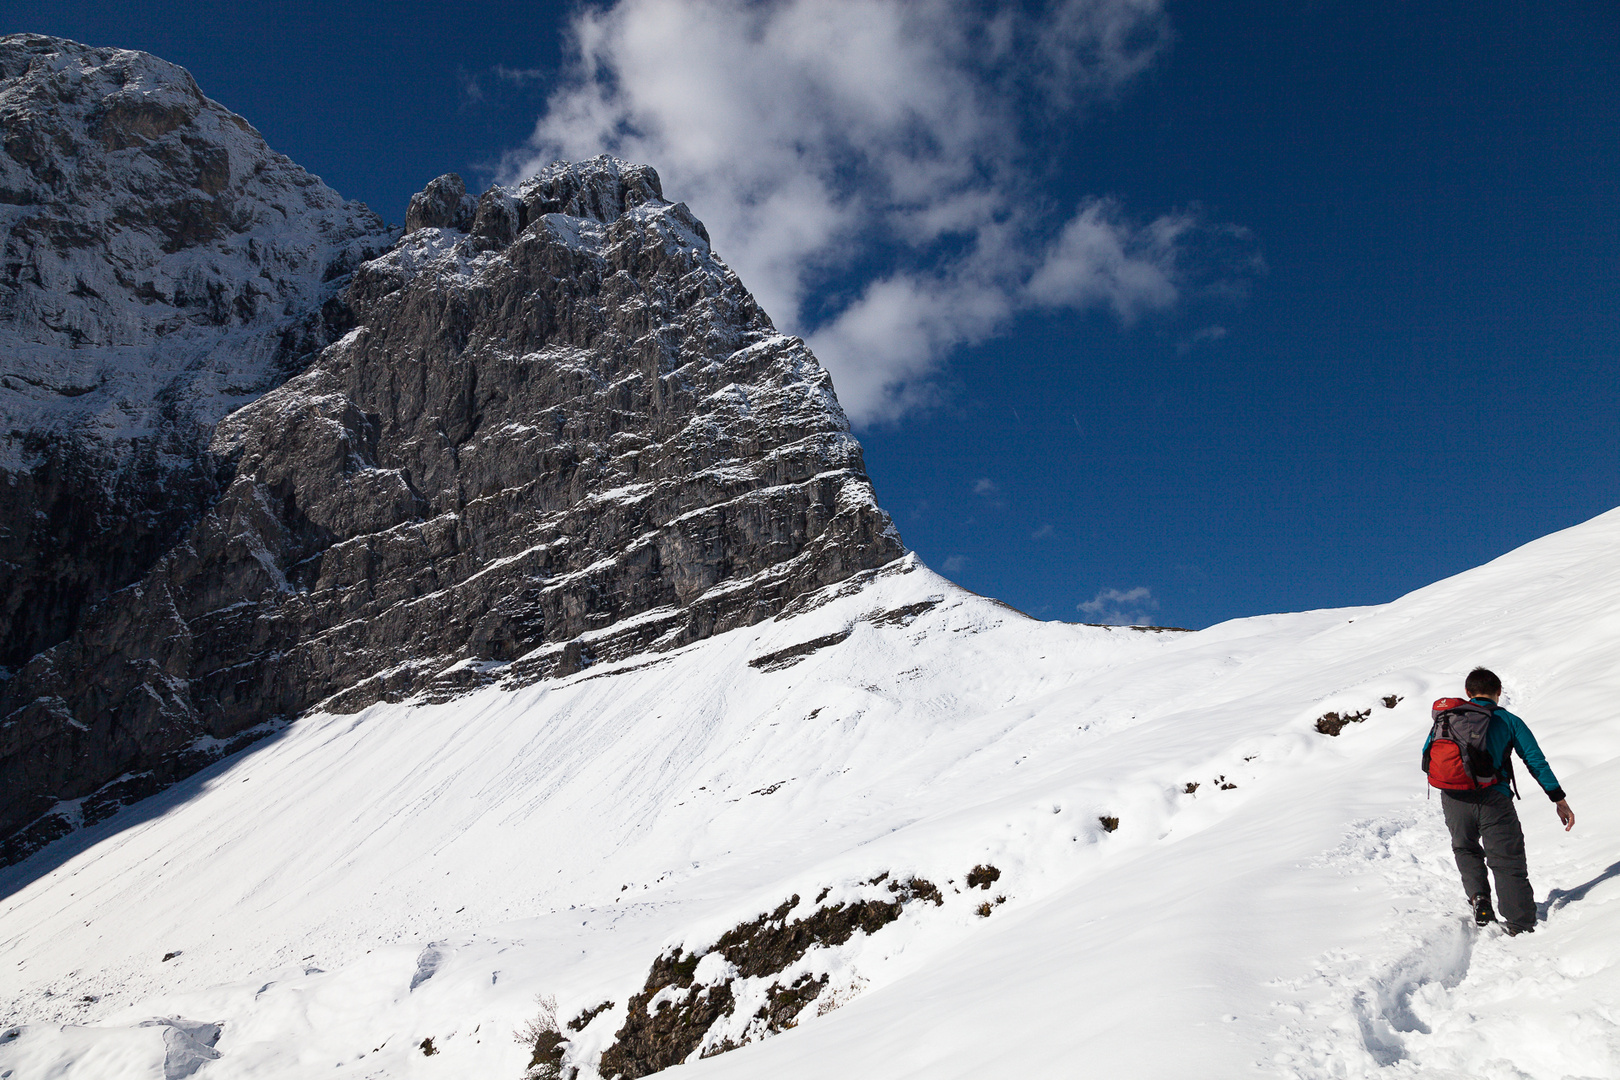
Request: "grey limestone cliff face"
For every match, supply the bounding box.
[0,47,904,860]
[0,34,396,680]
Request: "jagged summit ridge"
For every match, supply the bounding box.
[0,49,904,858]
[403,158,671,241]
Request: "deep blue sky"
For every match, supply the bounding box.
[9,1,1618,628]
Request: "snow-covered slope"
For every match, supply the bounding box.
[3,507,1619,1078]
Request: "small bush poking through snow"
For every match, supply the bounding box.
[1382,694,1403,708]
[419,1036,437,1056]
[815,975,869,1016]
[976,901,994,918]
[515,995,566,1079]
[1099,816,1120,832]
[966,864,1001,889]
[1183,782,1199,794]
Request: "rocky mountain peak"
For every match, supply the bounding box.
[518,155,666,223]
[0,34,396,676]
[404,172,478,234]
[0,34,391,384]
[0,44,905,861]
[405,157,679,246]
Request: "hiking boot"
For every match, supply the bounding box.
[1504,924,1535,937]
[1471,893,1496,926]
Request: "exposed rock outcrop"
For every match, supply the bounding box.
[598,877,943,1077]
[0,40,904,858]
[403,172,476,234]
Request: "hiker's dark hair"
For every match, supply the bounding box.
[1465,668,1502,698]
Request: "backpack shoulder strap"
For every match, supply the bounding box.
[1488,706,1523,799]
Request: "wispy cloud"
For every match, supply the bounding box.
[1079,585,1159,625]
[970,475,1008,509]
[461,63,552,107]
[493,64,548,86]
[512,0,1252,425]
[457,66,485,104]
[1176,322,1228,354]
[1031,523,1055,540]
[942,554,969,575]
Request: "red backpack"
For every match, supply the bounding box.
[1423,698,1501,791]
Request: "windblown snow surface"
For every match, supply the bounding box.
[3,509,1619,1079]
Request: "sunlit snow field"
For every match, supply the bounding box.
[3,510,1619,1079]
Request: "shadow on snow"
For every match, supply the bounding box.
[0,726,294,904]
[1539,859,1620,922]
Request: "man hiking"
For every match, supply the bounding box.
[1423,667,1575,935]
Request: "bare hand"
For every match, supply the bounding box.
[1556,799,1575,831]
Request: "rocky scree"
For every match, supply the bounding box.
[0,45,904,857]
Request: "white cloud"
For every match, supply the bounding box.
[1026,200,1185,321]
[973,478,1000,497]
[514,0,1234,425]
[1079,585,1158,626]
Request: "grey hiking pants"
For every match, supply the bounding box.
[1441,788,1535,930]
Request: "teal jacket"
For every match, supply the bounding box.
[1422,697,1566,801]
